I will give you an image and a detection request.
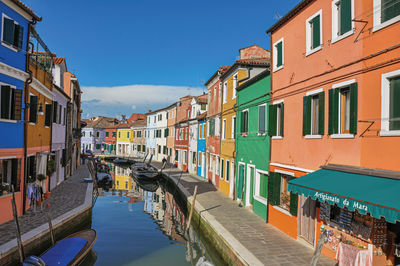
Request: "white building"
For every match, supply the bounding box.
[155,108,168,162]
[145,111,157,157]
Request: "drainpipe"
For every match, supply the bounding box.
[23,19,37,213]
[266,32,273,223]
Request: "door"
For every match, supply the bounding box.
[55,150,60,185]
[201,152,205,178]
[246,166,255,207]
[299,195,316,245]
[237,164,244,200]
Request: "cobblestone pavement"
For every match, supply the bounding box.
[0,165,90,246]
[152,161,336,266]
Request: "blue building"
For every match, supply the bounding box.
[197,115,206,178]
[0,0,40,223]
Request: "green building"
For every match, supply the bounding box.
[235,70,270,221]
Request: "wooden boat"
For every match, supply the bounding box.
[131,166,160,181]
[113,157,129,164]
[23,229,97,266]
[131,175,159,192]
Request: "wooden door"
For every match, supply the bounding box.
[238,165,244,199]
[299,195,316,245]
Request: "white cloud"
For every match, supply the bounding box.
[81,84,205,107]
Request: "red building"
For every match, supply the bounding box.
[174,96,192,171]
[105,125,117,154]
[204,66,229,187]
[127,113,146,123]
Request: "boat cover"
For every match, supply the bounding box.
[41,237,87,266]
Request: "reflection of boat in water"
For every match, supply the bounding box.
[23,229,97,266]
[113,157,129,164]
[132,175,159,192]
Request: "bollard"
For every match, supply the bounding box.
[185,185,198,233]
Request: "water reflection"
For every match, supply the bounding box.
[86,163,224,266]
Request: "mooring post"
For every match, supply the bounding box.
[11,185,25,263]
[186,185,198,233]
[46,204,55,245]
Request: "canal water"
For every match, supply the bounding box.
[81,162,225,266]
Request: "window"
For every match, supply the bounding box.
[158,145,161,154]
[0,159,20,193]
[52,101,58,123]
[273,38,284,71]
[82,131,85,137]
[96,144,100,150]
[226,160,230,181]
[381,70,400,135]
[258,105,266,134]
[192,151,196,165]
[374,0,400,31]
[44,103,52,127]
[112,131,116,137]
[220,159,224,179]
[233,74,238,99]
[142,145,146,152]
[328,81,358,136]
[175,150,178,161]
[209,119,215,136]
[96,132,100,138]
[137,130,142,137]
[90,131,93,137]
[223,82,227,104]
[241,110,249,134]
[0,85,22,121]
[303,91,325,136]
[1,15,23,50]
[255,171,268,200]
[306,11,322,55]
[163,146,167,155]
[332,0,353,42]
[118,132,121,138]
[154,116,156,123]
[232,116,236,139]
[268,172,298,216]
[164,128,169,137]
[198,152,201,167]
[106,132,109,137]
[187,110,190,118]
[268,102,284,137]
[222,119,226,140]
[29,95,38,123]
[184,151,187,164]
[216,156,219,175]
[127,131,130,138]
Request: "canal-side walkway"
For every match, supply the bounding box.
[152,161,335,266]
[0,165,93,262]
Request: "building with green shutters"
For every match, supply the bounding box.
[235,70,270,221]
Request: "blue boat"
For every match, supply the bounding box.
[23,229,97,266]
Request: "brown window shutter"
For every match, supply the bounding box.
[13,89,23,120]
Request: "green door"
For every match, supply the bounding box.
[250,168,254,206]
[237,165,244,199]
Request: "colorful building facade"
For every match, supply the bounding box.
[104,125,117,154]
[166,103,177,163]
[267,0,400,264]
[196,114,206,179]
[235,70,270,221]
[131,119,146,157]
[116,123,133,157]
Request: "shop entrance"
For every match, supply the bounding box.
[298,195,316,245]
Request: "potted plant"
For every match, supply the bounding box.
[1,183,10,195]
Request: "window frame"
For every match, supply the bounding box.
[232,74,238,99]
[231,116,236,139]
[258,104,267,135]
[241,109,249,134]
[223,82,228,104]
[373,0,400,32]
[305,10,323,57]
[222,119,226,140]
[1,13,21,52]
[254,169,269,204]
[331,0,355,44]
[381,69,400,136]
[273,38,284,72]
[304,88,324,138]
[0,82,18,122]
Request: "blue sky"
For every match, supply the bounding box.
[23,0,299,118]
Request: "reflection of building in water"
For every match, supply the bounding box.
[150,187,165,222]
[143,191,154,214]
[114,166,132,191]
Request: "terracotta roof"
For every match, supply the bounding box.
[220,58,270,80]
[86,117,117,129]
[239,44,270,52]
[196,112,207,120]
[9,0,41,21]
[117,123,134,129]
[131,119,147,128]
[204,65,231,86]
[53,57,65,65]
[266,0,314,34]
[194,94,208,104]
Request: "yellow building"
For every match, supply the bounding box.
[114,166,132,191]
[116,124,133,156]
[219,52,270,198]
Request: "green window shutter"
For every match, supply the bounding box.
[240,112,244,133]
[268,105,277,136]
[340,0,352,35]
[143,145,146,152]
[45,104,52,127]
[289,191,298,216]
[276,42,283,67]
[389,76,400,130]
[312,15,321,49]
[349,83,358,134]
[328,89,339,134]
[303,96,311,136]
[259,173,268,199]
[318,91,325,135]
[53,102,58,123]
[138,144,141,151]
[1,86,11,119]
[221,159,224,179]
[244,111,249,133]
[226,163,230,181]
[96,144,100,149]
[3,18,14,45]
[280,103,284,137]
[381,0,400,23]
[268,172,281,205]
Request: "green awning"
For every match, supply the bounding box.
[288,169,400,223]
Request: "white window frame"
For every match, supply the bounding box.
[330,79,356,139]
[232,74,238,99]
[272,100,284,139]
[254,169,269,205]
[331,0,355,44]
[373,0,400,32]
[305,10,323,57]
[273,37,284,72]
[1,14,19,52]
[241,109,249,134]
[258,104,267,136]
[222,119,226,140]
[216,156,219,175]
[381,69,400,136]
[231,116,236,139]
[223,82,227,104]
[0,82,17,123]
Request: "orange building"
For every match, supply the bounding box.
[267,0,400,264]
